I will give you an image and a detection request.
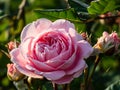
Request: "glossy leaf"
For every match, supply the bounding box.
[87,0,120,14]
[34,8,81,22]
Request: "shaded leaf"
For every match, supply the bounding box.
[68,0,90,20]
[68,0,89,9]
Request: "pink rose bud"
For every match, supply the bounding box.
[10,18,93,84]
[7,41,19,51]
[94,31,120,54]
[7,63,25,81]
[81,32,91,43]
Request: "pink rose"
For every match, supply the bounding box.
[10,18,93,84]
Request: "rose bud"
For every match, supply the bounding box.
[7,41,19,51]
[81,32,91,43]
[7,63,25,81]
[10,18,93,84]
[94,31,120,55]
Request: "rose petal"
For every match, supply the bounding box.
[51,19,75,32]
[43,71,65,80]
[10,48,42,78]
[78,40,93,58]
[66,59,86,75]
[53,75,73,84]
[29,59,55,72]
[45,41,75,68]
[45,44,74,68]
[57,48,77,69]
[45,56,65,68]
[25,64,44,75]
[21,18,52,41]
[35,43,59,60]
[10,48,28,66]
[77,33,83,41]
[20,37,33,59]
[73,68,84,78]
[68,28,78,43]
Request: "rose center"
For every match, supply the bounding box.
[34,32,68,61]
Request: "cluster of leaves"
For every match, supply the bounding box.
[0,0,120,90]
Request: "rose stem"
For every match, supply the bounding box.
[82,68,89,90]
[87,55,100,90]
[63,84,70,90]
[52,83,58,90]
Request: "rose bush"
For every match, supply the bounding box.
[10,18,93,84]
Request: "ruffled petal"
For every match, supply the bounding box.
[10,48,28,66]
[45,56,65,68]
[20,37,33,59]
[53,75,73,84]
[10,48,42,78]
[21,18,52,41]
[78,40,93,58]
[29,59,55,72]
[66,59,86,75]
[51,19,75,32]
[57,49,76,69]
[73,68,85,78]
[43,71,65,80]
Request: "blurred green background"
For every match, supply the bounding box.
[0,0,120,90]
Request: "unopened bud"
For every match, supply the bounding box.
[93,31,120,55]
[7,63,25,81]
[81,32,91,43]
[7,41,19,51]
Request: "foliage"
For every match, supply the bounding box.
[87,0,120,15]
[0,0,120,90]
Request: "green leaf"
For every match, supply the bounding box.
[103,0,115,13]
[34,8,86,32]
[68,0,89,9]
[105,80,120,90]
[34,8,81,23]
[87,0,120,15]
[0,30,8,42]
[68,0,90,20]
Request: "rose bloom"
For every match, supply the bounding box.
[94,31,120,53]
[10,18,93,84]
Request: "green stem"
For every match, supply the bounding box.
[63,84,70,90]
[83,68,89,90]
[52,83,58,90]
[86,55,100,90]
